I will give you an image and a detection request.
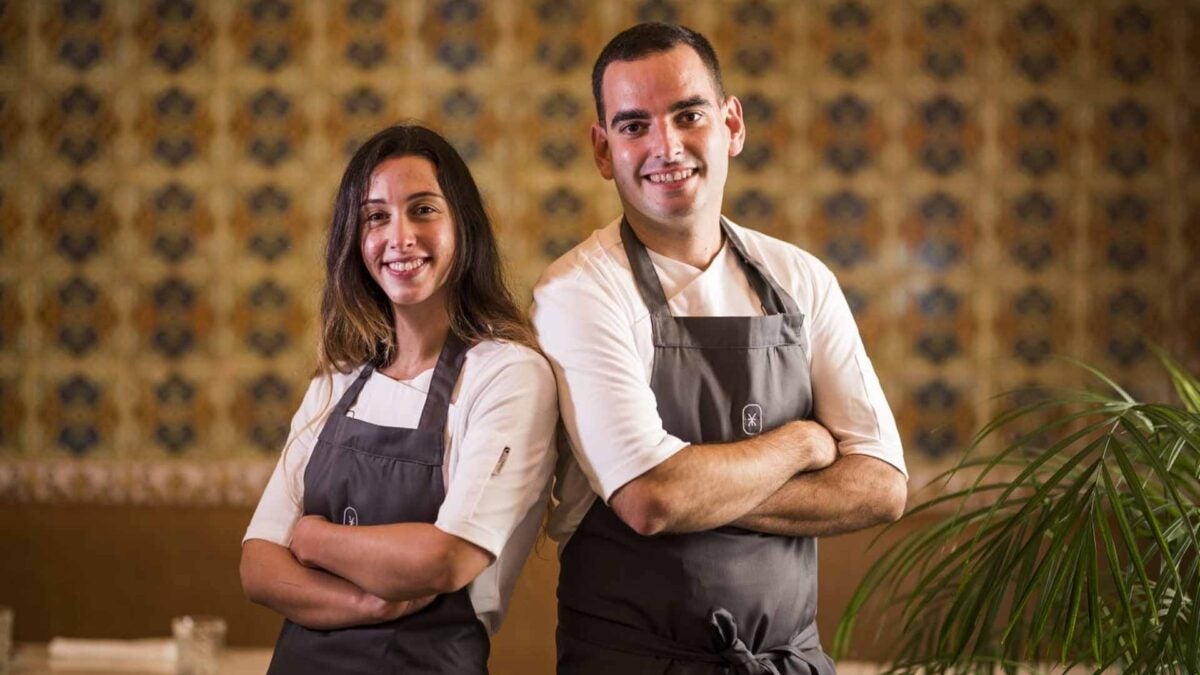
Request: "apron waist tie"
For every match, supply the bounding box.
[561,607,821,674]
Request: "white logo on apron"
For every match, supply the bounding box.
[742,404,762,435]
[343,506,359,526]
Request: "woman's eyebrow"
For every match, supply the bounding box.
[359,192,443,207]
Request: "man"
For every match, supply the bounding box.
[531,22,908,674]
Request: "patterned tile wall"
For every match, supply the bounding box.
[0,0,1195,504]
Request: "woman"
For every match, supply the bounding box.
[239,125,557,674]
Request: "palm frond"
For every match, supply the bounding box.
[834,352,1200,673]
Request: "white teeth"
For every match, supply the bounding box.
[648,169,694,183]
[386,259,427,272]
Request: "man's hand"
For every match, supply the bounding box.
[793,420,836,472]
[290,514,329,568]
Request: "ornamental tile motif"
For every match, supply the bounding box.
[39,182,118,264]
[1094,4,1169,85]
[39,86,117,167]
[811,189,881,270]
[997,190,1073,273]
[137,87,215,168]
[37,276,116,357]
[905,1,979,81]
[231,0,310,72]
[995,285,1064,367]
[900,192,975,272]
[134,0,214,73]
[328,0,399,71]
[231,184,300,262]
[134,183,214,263]
[999,2,1077,84]
[135,373,213,455]
[519,0,599,75]
[812,0,886,80]
[39,0,117,72]
[810,94,883,175]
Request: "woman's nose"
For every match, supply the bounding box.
[386,217,416,249]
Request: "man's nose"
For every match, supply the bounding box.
[651,123,683,160]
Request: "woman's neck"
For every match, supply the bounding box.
[380,304,452,381]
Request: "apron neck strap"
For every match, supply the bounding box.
[416,331,469,434]
[331,364,375,417]
[719,218,800,316]
[619,216,800,317]
[620,217,671,316]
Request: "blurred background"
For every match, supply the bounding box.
[1,0,1196,672]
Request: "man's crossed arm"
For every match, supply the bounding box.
[608,420,906,537]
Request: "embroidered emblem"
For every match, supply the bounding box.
[343,506,359,526]
[742,404,762,436]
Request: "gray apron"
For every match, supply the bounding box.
[267,334,490,674]
[556,218,835,675]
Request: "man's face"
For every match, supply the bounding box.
[592,45,745,232]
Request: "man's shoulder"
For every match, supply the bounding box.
[726,219,836,282]
[533,218,632,298]
[537,218,625,280]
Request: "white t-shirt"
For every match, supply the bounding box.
[243,340,558,635]
[531,218,907,546]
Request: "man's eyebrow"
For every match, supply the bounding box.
[608,96,713,128]
[609,108,649,128]
[670,96,711,112]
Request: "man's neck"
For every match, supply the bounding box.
[625,212,724,270]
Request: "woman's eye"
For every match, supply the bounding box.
[413,204,438,216]
[363,211,387,226]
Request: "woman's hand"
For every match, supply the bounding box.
[290,514,329,568]
[361,593,438,623]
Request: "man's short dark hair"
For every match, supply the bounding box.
[591,22,725,126]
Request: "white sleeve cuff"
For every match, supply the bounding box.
[434,519,503,559]
[593,436,688,503]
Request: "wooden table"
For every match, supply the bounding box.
[6,644,891,674]
[7,644,273,674]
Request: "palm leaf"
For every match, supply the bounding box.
[834,352,1200,673]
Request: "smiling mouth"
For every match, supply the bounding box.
[385,258,428,274]
[645,168,696,184]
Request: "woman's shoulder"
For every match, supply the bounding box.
[297,364,367,409]
[464,339,552,379]
[463,338,552,369]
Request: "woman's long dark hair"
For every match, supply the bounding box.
[318,124,533,374]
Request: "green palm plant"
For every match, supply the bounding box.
[833,351,1200,673]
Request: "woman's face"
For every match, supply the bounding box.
[359,155,457,316]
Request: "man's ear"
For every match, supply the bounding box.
[591,122,614,180]
[724,95,746,158]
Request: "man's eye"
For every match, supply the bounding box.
[680,111,702,123]
[621,122,645,134]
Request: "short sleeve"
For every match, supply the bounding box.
[434,346,559,557]
[805,258,907,478]
[242,374,339,545]
[532,274,687,502]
